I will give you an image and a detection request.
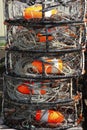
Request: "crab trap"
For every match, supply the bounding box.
[2,75,83,130]
[2,0,86,130]
[5,50,84,78]
[6,24,86,52]
[4,0,85,22]
[3,74,79,103]
[3,101,83,130]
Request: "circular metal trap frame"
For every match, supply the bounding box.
[5,50,84,79]
[6,24,86,52]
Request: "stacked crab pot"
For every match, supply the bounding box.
[3,0,86,130]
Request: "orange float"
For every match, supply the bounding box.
[23,4,57,19]
[35,110,64,124]
[37,33,54,42]
[17,83,47,95]
[32,58,63,74]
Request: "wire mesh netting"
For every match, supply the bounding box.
[3,94,82,130]
[4,0,85,22]
[2,0,86,130]
[4,74,78,103]
[6,24,86,52]
[5,51,84,78]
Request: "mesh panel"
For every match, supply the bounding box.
[4,0,85,21]
[5,51,83,78]
[6,25,85,51]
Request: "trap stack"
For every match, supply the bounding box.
[2,0,86,130]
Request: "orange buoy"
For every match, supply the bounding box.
[23,4,57,19]
[17,83,47,95]
[17,84,31,94]
[32,58,63,74]
[37,33,54,42]
[35,110,64,124]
